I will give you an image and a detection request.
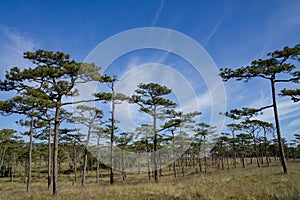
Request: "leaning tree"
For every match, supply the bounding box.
[72,105,103,186]
[219,44,300,174]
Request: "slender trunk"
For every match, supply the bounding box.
[27,112,34,193]
[53,102,61,195]
[264,131,269,167]
[110,94,115,185]
[96,135,101,184]
[198,156,202,172]
[241,140,245,168]
[192,155,195,168]
[82,126,92,186]
[146,132,151,180]
[38,154,42,178]
[82,149,88,186]
[9,158,12,182]
[74,147,77,183]
[172,131,176,177]
[159,152,162,177]
[153,107,158,182]
[221,143,224,170]
[203,136,207,173]
[10,152,15,183]
[259,143,264,165]
[0,145,6,172]
[226,155,230,170]
[221,155,224,169]
[0,148,2,171]
[173,160,177,177]
[233,136,237,169]
[242,154,245,168]
[185,156,188,167]
[24,161,27,182]
[181,156,185,177]
[271,78,288,174]
[48,123,51,190]
[122,148,126,180]
[253,139,260,168]
[147,152,151,180]
[138,152,141,174]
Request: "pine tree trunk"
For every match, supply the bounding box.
[123,151,127,180]
[96,135,101,184]
[259,143,264,165]
[271,78,288,174]
[38,154,42,178]
[82,126,92,186]
[172,131,176,177]
[146,135,151,181]
[110,97,115,185]
[233,142,237,168]
[138,152,141,174]
[147,152,151,180]
[181,157,185,177]
[48,123,51,190]
[82,149,88,186]
[159,151,162,177]
[153,108,158,182]
[198,157,202,172]
[53,103,61,195]
[226,156,230,170]
[242,154,245,168]
[253,139,260,168]
[74,148,77,183]
[203,137,207,173]
[10,152,15,183]
[27,112,34,193]
[0,145,6,173]
[9,159,12,182]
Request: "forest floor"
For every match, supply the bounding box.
[0,160,300,200]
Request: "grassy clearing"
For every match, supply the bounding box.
[0,161,299,199]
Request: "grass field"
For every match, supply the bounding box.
[0,160,300,200]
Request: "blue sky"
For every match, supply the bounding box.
[0,0,300,143]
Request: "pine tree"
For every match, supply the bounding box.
[94,75,127,185]
[131,83,176,182]
[219,44,300,174]
[0,50,102,195]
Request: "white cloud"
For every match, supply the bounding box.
[289,119,300,127]
[114,63,202,132]
[0,26,40,131]
[253,99,300,123]
[0,26,38,76]
[206,19,222,43]
[152,0,165,26]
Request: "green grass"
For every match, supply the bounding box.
[0,161,300,200]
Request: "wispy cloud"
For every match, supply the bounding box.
[262,103,296,122]
[114,63,204,132]
[152,0,165,26]
[124,51,170,71]
[227,87,300,124]
[0,26,38,74]
[289,119,300,127]
[0,26,40,131]
[206,19,222,43]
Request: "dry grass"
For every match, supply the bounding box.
[0,161,299,200]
